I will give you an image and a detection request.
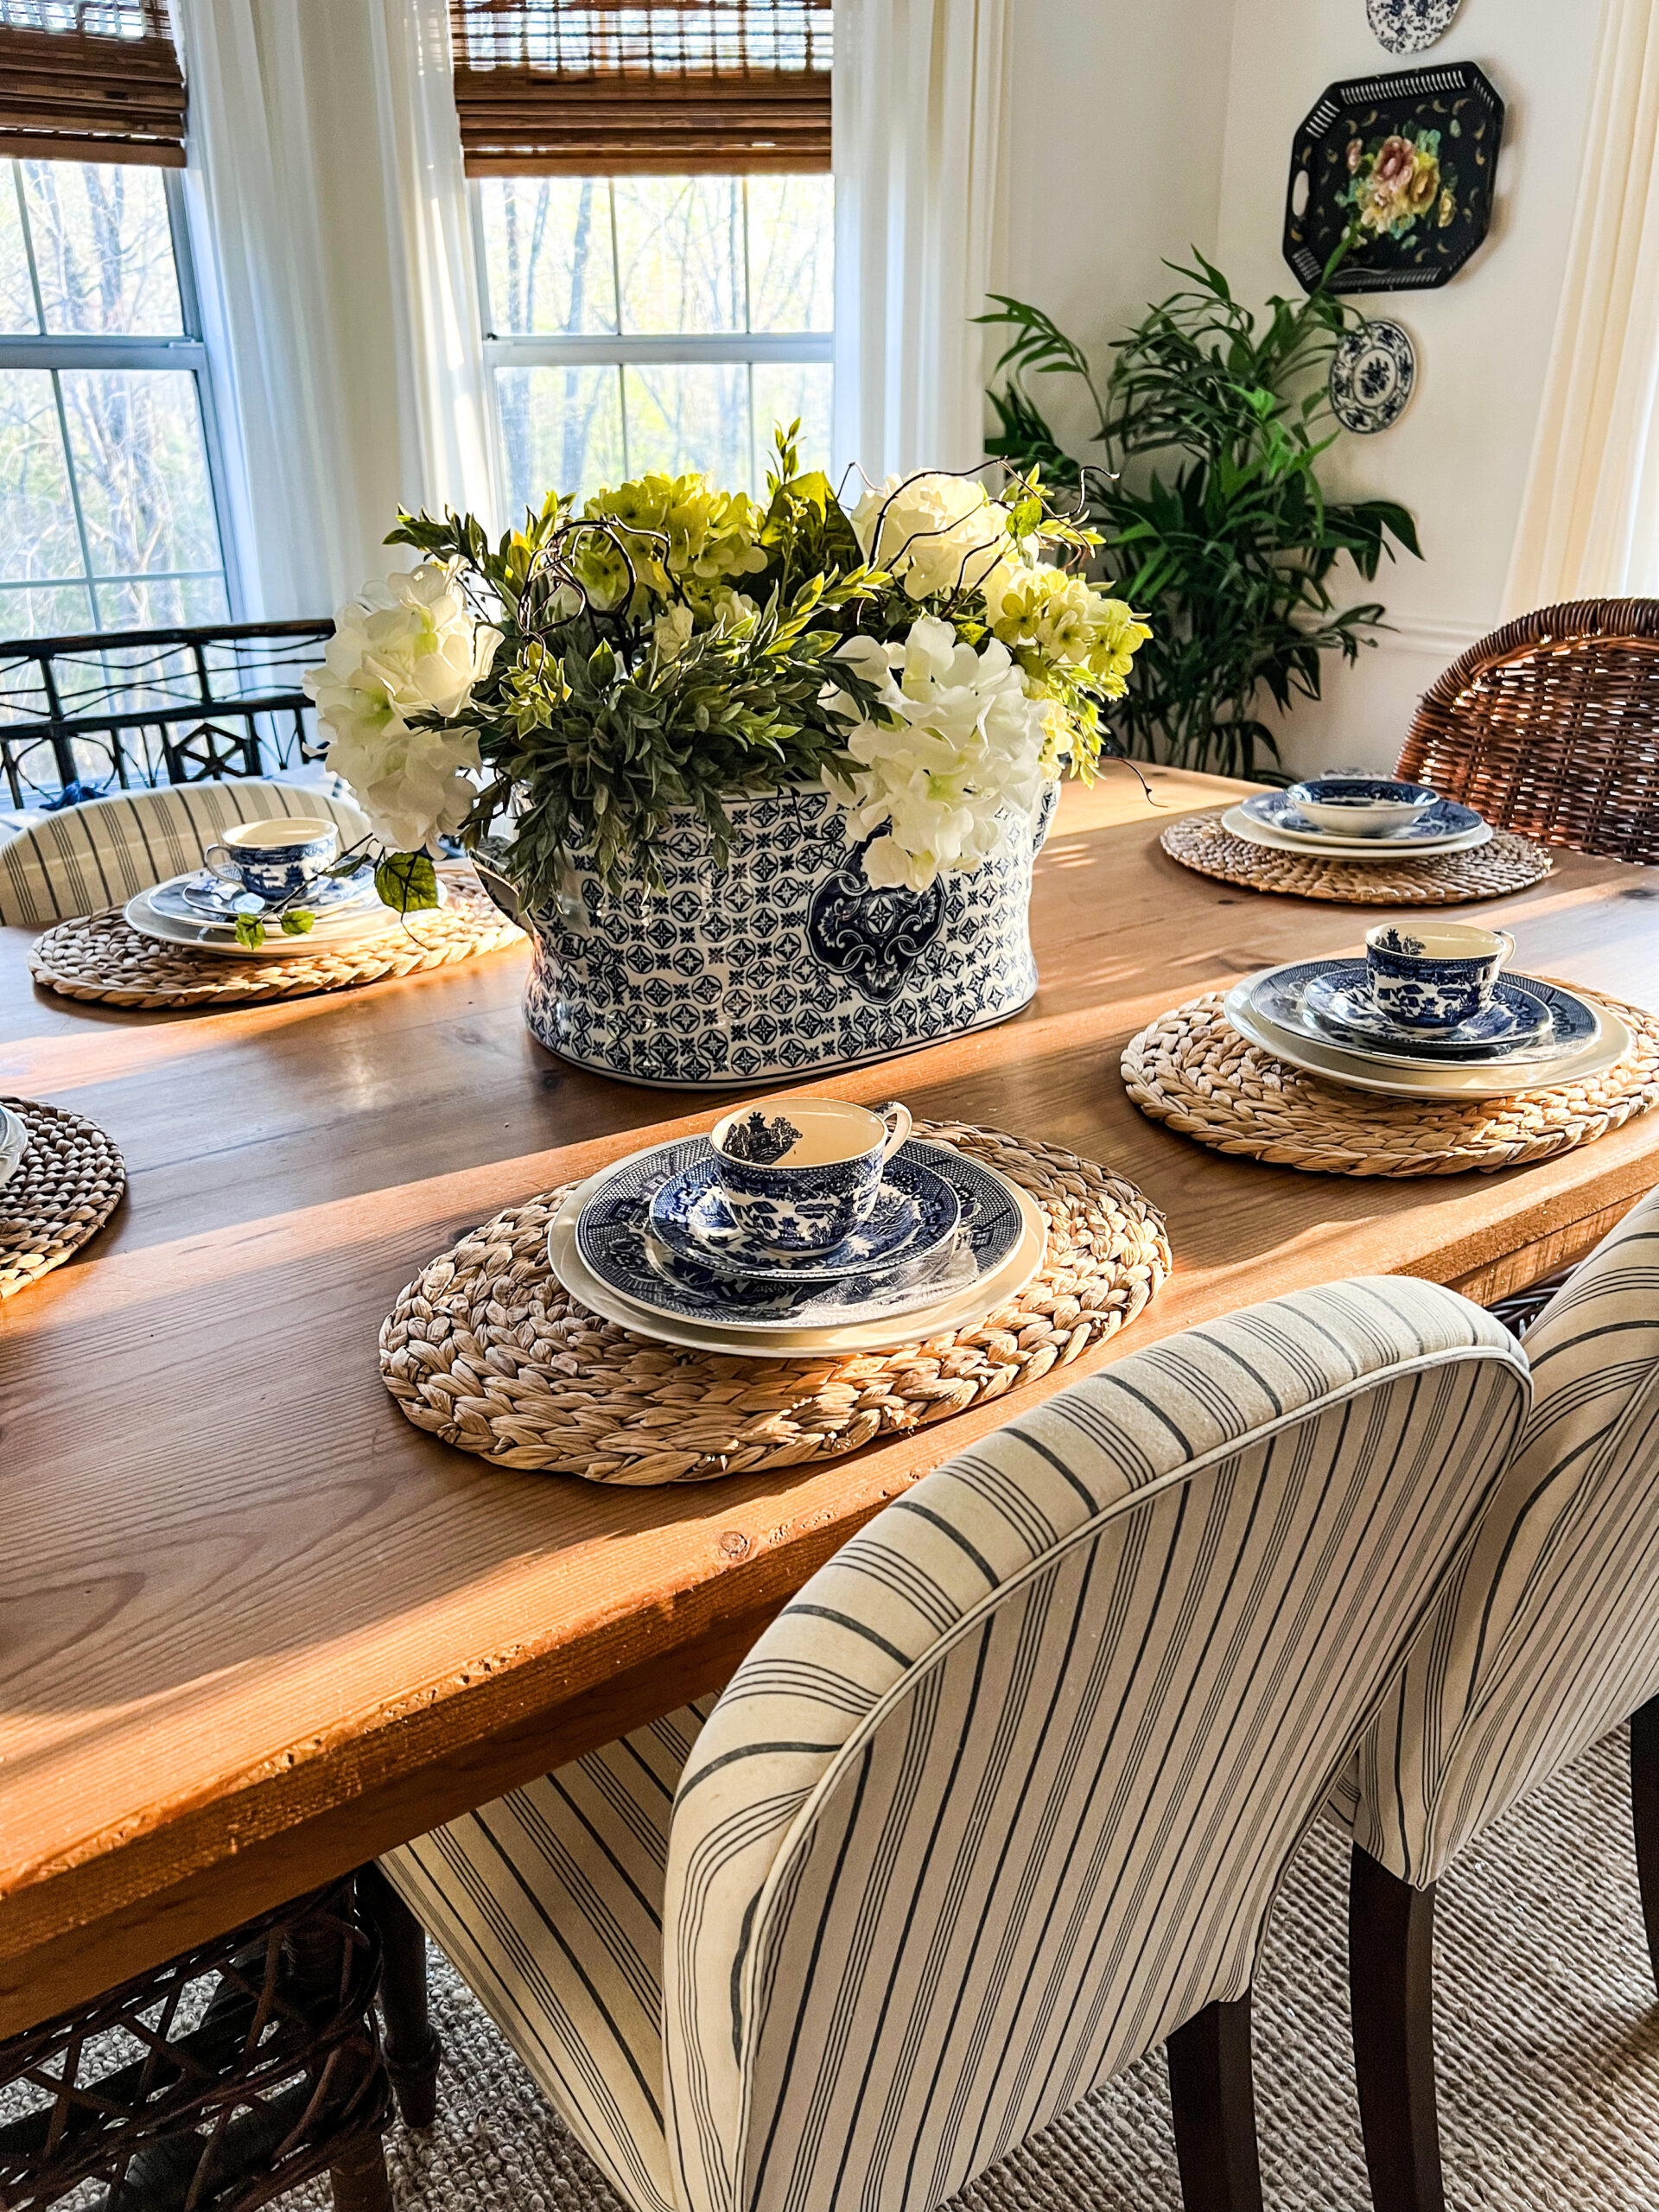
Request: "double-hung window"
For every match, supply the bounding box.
[452,1,834,507]
[0,4,233,637]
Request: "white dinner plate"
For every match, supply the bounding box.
[123,881,442,959]
[1224,982,1634,1101]
[1222,805,1493,860]
[547,1146,1046,1359]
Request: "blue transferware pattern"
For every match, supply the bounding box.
[1304,967,1551,1057]
[709,1099,908,1255]
[1366,0,1461,55]
[1289,777,1435,807]
[1249,962,1599,1067]
[499,782,1058,1090]
[1364,922,1512,1029]
[203,823,339,903]
[649,1153,960,1284]
[1328,321,1415,435]
[573,1136,1024,1332]
[168,864,377,921]
[1241,790,1480,844]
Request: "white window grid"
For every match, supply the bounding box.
[0,164,238,635]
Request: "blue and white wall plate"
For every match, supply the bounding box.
[1367,0,1463,56]
[1224,974,1630,1102]
[1329,321,1416,435]
[649,1149,960,1284]
[1238,790,1482,849]
[568,1135,1027,1338]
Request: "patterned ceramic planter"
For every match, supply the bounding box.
[480,784,1057,1089]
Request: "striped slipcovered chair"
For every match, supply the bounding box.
[0,779,370,928]
[1326,1185,1659,2212]
[381,1280,1530,2212]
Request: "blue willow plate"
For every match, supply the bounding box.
[163,863,378,921]
[574,1137,1023,1332]
[1249,961,1600,1067]
[1239,791,1484,844]
[648,1151,960,1284]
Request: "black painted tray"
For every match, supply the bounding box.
[1283,62,1504,295]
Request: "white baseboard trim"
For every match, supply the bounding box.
[1368,615,1491,658]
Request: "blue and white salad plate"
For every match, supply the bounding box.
[648,1152,960,1284]
[1249,961,1599,1068]
[1225,963,1628,1100]
[1230,791,1488,855]
[552,1136,1046,1357]
[166,863,378,922]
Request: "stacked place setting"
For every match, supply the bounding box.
[1225,918,1631,1101]
[1222,770,1491,861]
[124,815,429,958]
[547,1097,1048,1360]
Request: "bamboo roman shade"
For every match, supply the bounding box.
[449,0,832,176]
[0,2,186,167]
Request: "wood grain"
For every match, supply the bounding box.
[3,768,1657,2036]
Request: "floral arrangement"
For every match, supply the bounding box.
[1344,127,1455,242]
[304,427,1150,912]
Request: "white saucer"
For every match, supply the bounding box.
[1224,982,1633,1100]
[1223,805,1492,860]
[547,1145,1046,1359]
[0,1103,29,1190]
[124,879,443,959]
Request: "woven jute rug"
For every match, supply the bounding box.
[1161,809,1555,904]
[277,1725,1658,2212]
[1123,987,1659,1177]
[381,1122,1171,1484]
[27,866,524,1009]
[0,1096,124,1296]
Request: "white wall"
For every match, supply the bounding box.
[1001,0,1605,777]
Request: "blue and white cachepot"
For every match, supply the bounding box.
[479,783,1058,1089]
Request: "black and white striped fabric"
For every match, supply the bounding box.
[383,1278,1529,2212]
[0,779,370,927]
[1328,1186,1659,1886]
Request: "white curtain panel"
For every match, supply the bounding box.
[175,0,494,617]
[1503,0,1659,612]
[831,0,1012,484]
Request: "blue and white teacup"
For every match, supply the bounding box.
[709,1096,913,1260]
[203,817,339,904]
[1364,920,1517,1033]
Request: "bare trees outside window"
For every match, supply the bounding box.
[475,172,832,513]
[0,160,232,639]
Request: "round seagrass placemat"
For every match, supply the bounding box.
[0,1096,124,1296]
[1122,987,1659,1177]
[379,1121,1171,1484]
[1160,810,1554,905]
[26,866,524,1009]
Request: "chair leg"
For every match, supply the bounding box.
[359,1864,442,2128]
[328,2126,396,2212]
[1349,1844,1446,2212]
[1166,1994,1263,2212]
[1630,1692,1659,1999]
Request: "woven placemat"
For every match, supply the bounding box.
[380,1121,1171,1484]
[1122,986,1659,1177]
[0,1096,125,1295]
[26,866,524,1009]
[1160,810,1554,905]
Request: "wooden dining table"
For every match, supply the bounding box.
[3,766,1657,2040]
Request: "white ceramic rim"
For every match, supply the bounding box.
[547,1140,1047,1358]
[215,817,337,849]
[0,1103,27,1192]
[1223,982,1633,1100]
[123,878,443,959]
[1224,804,1493,860]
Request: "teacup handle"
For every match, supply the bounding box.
[874,1101,912,1162]
[1494,930,1516,965]
[202,843,242,885]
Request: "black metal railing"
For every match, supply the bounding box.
[0,620,336,810]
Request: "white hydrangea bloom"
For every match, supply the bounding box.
[304,563,502,853]
[851,474,1015,601]
[822,614,1051,893]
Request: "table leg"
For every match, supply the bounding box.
[358,1862,442,2127]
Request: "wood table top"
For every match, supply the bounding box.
[4,769,1657,2035]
